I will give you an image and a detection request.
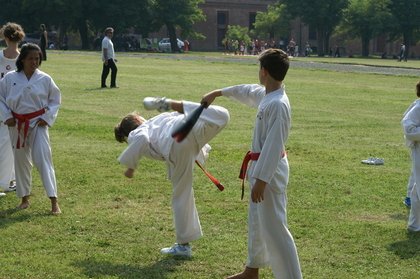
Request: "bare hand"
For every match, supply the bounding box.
[251,179,266,203]
[124,168,134,178]
[201,90,221,108]
[4,118,16,127]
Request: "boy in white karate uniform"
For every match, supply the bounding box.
[202,49,302,279]
[401,81,420,232]
[115,97,229,257]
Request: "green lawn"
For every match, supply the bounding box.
[0,50,419,279]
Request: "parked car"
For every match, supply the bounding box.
[158,38,184,52]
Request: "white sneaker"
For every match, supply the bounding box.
[143,97,172,112]
[361,157,384,165]
[160,243,192,257]
[4,180,16,192]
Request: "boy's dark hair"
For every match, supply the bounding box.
[0,22,25,42]
[114,113,141,143]
[16,43,42,72]
[259,49,289,81]
[417,81,420,98]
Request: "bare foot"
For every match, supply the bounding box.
[50,197,62,215]
[18,196,30,209]
[227,267,259,279]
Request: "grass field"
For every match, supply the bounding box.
[0,50,419,279]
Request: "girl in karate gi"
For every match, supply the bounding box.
[401,81,420,232]
[0,43,61,214]
[0,22,25,196]
[202,49,302,279]
[115,98,229,257]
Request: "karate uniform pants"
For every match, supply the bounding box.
[0,122,15,190]
[246,156,302,279]
[408,145,420,231]
[9,124,58,198]
[406,150,415,197]
[167,102,229,244]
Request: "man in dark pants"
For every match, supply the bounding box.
[101,27,118,88]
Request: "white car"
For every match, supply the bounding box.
[158,38,184,52]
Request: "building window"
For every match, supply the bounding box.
[217,11,228,48]
[217,11,228,26]
[249,12,256,30]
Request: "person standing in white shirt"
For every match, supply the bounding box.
[0,22,25,197]
[101,27,118,88]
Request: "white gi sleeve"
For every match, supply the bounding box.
[41,77,61,127]
[251,102,289,183]
[118,132,149,170]
[221,84,265,108]
[402,103,420,142]
[0,75,12,121]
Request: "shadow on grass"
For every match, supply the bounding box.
[73,257,190,279]
[387,231,420,259]
[0,206,59,228]
[0,207,31,227]
[84,87,110,92]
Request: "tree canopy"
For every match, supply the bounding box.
[251,3,291,40]
[0,0,202,50]
[0,0,417,55]
[283,0,349,56]
[339,0,393,56]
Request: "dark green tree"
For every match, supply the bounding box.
[388,0,420,56]
[339,0,392,56]
[223,25,251,48]
[284,0,349,56]
[150,0,205,52]
[0,0,152,49]
[251,3,291,40]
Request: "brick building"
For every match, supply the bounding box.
[155,0,418,58]
[194,0,276,51]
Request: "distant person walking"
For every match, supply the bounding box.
[101,27,118,88]
[39,24,47,61]
[398,43,407,62]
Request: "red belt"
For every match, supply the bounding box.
[12,108,46,149]
[195,160,224,191]
[239,150,285,200]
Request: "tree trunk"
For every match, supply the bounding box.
[325,31,331,57]
[316,27,325,56]
[403,31,412,59]
[58,23,68,50]
[166,23,180,53]
[79,20,89,50]
[361,37,370,57]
